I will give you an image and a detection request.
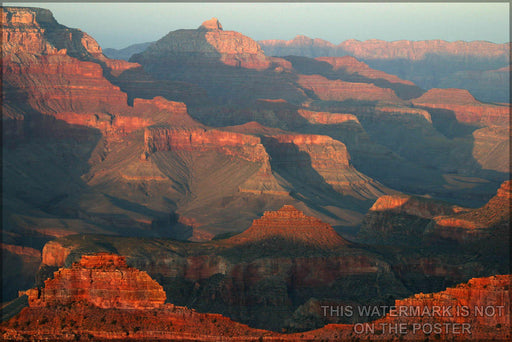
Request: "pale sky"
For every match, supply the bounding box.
[5,2,510,49]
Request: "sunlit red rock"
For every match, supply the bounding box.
[24,253,166,309]
[294,275,511,341]
[227,205,349,248]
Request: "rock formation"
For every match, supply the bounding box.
[3,252,276,340]
[132,18,271,70]
[294,274,511,341]
[360,180,511,245]
[22,253,166,309]
[262,133,389,198]
[425,180,511,243]
[1,243,42,301]
[3,254,509,341]
[358,194,468,244]
[298,74,403,103]
[227,205,349,248]
[411,88,510,125]
[143,127,268,163]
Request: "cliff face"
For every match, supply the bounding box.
[1,243,42,301]
[143,127,268,163]
[4,251,508,340]
[1,6,168,136]
[262,133,388,198]
[23,253,166,309]
[3,252,275,341]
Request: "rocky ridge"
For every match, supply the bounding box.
[21,253,166,309]
[227,205,349,248]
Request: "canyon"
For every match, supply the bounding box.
[1,5,510,340]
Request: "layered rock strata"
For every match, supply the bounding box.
[22,253,166,309]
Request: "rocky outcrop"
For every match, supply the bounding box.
[132,18,272,70]
[2,6,155,136]
[359,195,469,244]
[411,88,510,125]
[23,253,166,309]
[298,74,403,103]
[227,205,349,248]
[360,180,511,245]
[41,240,72,267]
[199,17,223,31]
[426,180,511,243]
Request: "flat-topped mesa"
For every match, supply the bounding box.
[22,253,166,309]
[199,17,223,30]
[228,205,349,248]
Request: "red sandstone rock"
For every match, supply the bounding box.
[41,240,73,267]
[25,253,166,309]
[227,205,349,248]
[298,74,403,103]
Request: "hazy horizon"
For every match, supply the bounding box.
[4,2,510,49]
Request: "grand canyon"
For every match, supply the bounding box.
[1,5,510,341]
